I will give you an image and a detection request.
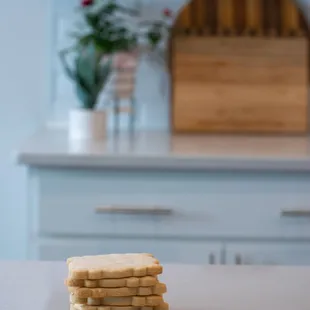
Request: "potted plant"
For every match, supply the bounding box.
[60,0,173,140]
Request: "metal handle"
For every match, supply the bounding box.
[281,210,310,218]
[209,253,215,265]
[235,254,242,265]
[95,206,173,216]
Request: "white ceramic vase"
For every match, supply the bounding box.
[68,108,107,141]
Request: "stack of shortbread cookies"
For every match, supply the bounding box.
[66,253,169,310]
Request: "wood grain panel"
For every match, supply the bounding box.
[206,0,217,34]
[282,0,301,35]
[175,0,306,36]
[174,65,306,85]
[174,37,307,56]
[217,0,235,34]
[245,0,263,35]
[193,0,208,34]
[175,53,306,67]
[234,0,246,35]
[174,86,307,133]
[172,37,308,133]
[262,0,279,36]
[179,2,192,34]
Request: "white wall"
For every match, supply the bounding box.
[0,0,48,259]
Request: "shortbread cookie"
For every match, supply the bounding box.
[70,302,169,310]
[69,283,167,299]
[70,293,166,306]
[66,276,158,288]
[67,254,162,280]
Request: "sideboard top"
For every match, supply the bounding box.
[15,128,310,172]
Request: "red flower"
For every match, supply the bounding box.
[81,0,93,7]
[163,8,172,17]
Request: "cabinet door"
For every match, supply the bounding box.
[36,239,223,265]
[226,242,310,266]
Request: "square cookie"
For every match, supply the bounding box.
[70,302,169,310]
[68,282,167,299]
[67,253,162,280]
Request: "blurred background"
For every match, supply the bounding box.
[2,0,310,265]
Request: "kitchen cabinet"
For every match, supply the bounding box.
[17,130,310,265]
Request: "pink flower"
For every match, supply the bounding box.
[163,8,173,17]
[81,0,93,7]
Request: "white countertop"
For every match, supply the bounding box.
[16,128,310,171]
[2,262,309,310]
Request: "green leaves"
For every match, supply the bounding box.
[78,34,94,48]
[99,1,118,15]
[76,83,94,109]
[79,0,149,54]
[59,0,173,109]
[71,0,172,55]
[97,1,139,17]
[95,57,112,95]
[147,29,162,47]
[59,43,112,110]
[85,12,100,28]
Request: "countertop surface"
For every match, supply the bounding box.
[16,128,310,171]
[2,262,309,310]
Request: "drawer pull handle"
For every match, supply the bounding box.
[235,254,242,265]
[209,253,215,265]
[281,210,310,217]
[95,206,173,215]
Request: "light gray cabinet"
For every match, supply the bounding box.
[18,129,310,265]
[25,165,310,265]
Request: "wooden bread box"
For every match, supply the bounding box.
[170,0,309,134]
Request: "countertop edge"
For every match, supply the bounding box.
[16,152,310,172]
[15,129,310,172]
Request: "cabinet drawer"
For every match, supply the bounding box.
[35,169,310,239]
[36,170,221,238]
[34,238,222,264]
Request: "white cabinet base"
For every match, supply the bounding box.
[26,164,310,265]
